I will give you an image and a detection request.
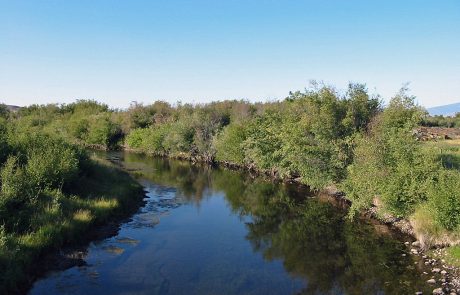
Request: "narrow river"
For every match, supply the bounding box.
[29,151,433,295]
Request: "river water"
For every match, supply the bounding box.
[29,151,433,295]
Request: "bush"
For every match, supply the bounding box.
[25,142,80,190]
[125,128,150,149]
[163,121,194,154]
[342,88,438,217]
[67,118,89,140]
[86,114,122,148]
[213,123,247,164]
[427,170,460,230]
[243,111,283,169]
[0,156,28,200]
[125,124,171,155]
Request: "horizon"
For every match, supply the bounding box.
[3,94,460,111]
[1,0,459,108]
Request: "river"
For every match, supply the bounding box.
[29,151,433,295]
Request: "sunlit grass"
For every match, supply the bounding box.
[422,139,460,170]
[445,246,460,267]
[0,158,144,294]
[410,204,460,248]
[73,209,93,223]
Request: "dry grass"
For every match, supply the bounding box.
[410,204,460,249]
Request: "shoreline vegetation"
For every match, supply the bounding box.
[2,81,460,293]
[0,126,145,293]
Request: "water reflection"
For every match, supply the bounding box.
[115,152,430,294]
[30,151,431,295]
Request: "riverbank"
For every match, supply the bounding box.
[1,156,145,295]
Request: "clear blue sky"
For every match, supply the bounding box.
[1,0,459,108]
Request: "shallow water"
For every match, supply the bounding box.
[29,151,433,295]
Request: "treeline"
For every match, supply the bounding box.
[0,106,143,293]
[4,82,460,248]
[421,113,460,128]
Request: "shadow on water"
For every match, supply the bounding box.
[29,151,433,295]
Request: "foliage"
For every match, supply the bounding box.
[422,113,460,128]
[426,170,460,230]
[0,112,143,293]
[213,122,247,164]
[342,88,439,217]
[3,80,460,277]
[85,114,122,148]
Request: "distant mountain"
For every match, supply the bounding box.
[0,104,21,112]
[5,105,21,112]
[427,102,460,116]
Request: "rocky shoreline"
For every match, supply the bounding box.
[365,206,460,295]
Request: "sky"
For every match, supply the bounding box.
[0,0,459,109]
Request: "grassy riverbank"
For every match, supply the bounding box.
[0,131,144,294]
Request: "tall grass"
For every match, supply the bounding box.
[0,147,143,294]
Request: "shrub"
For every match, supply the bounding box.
[243,111,283,169]
[67,118,89,140]
[125,128,150,149]
[213,123,247,164]
[0,156,32,232]
[427,170,460,230]
[125,124,171,155]
[163,121,194,154]
[86,114,122,148]
[25,143,80,190]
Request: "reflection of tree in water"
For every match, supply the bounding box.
[121,153,430,295]
[123,152,215,205]
[221,181,430,295]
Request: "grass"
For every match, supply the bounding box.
[414,139,460,266]
[0,156,144,294]
[445,245,460,267]
[422,139,460,170]
[410,204,460,249]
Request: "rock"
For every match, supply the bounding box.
[432,288,444,295]
[415,292,423,295]
[433,268,441,273]
[412,248,419,254]
[405,241,410,245]
[427,279,436,284]
[413,241,421,247]
[402,253,407,257]
[441,270,448,275]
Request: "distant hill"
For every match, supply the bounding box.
[427,102,460,116]
[5,105,21,112]
[0,104,21,112]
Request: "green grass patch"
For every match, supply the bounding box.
[444,245,460,267]
[0,157,144,294]
[422,139,460,170]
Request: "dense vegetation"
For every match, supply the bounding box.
[422,113,460,128]
[0,105,143,293]
[3,81,460,291]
